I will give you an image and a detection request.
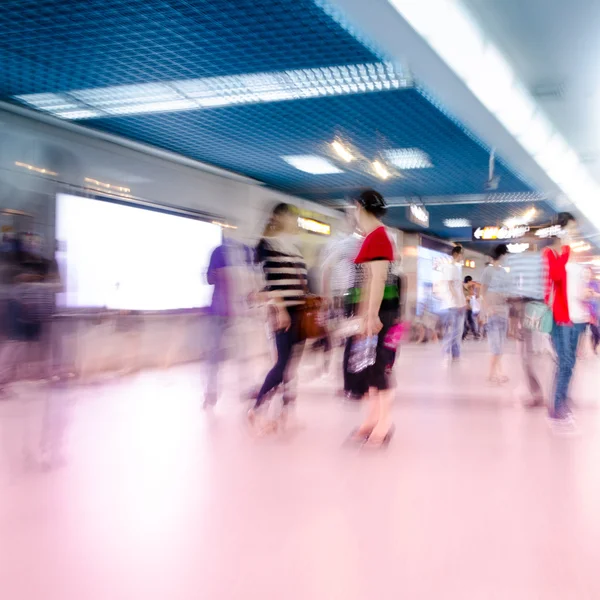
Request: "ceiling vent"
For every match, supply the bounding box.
[532,82,565,100]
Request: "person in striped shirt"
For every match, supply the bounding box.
[248,203,307,433]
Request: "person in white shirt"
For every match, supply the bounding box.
[440,246,465,361]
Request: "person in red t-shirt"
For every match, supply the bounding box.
[543,211,581,427]
[348,189,397,447]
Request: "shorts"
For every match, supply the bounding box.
[346,309,397,396]
[487,315,508,356]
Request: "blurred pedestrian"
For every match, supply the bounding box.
[507,243,546,407]
[481,244,510,383]
[544,212,586,430]
[204,229,254,408]
[440,246,465,363]
[321,208,362,398]
[248,203,307,433]
[462,275,479,340]
[346,189,398,447]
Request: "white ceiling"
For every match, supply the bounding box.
[461,0,600,179]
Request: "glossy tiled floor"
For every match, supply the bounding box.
[1,342,600,599]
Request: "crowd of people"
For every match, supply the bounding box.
[205,191,599,440]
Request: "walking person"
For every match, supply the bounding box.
[507,243,547,407]
[346,189,399,447]
[462,276,479,340]
[321,209,362,398]
[544,212,587,430]
[203,230,254,408]
[480,244,510,383]
[248,203,307,433]
[440,246,465,364]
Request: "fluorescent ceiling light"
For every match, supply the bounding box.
[388,0,600,232]
[331,140,353,162]
[14,62,411,120]
[444,218,471,228]
[572,243,591,253]
[384,148,432,169]
[282,155,343,175]
[504,207,536,228]
[373,160,390,179]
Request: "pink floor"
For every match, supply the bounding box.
[1,342,600,599]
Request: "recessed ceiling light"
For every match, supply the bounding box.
[444,218,471,228]
[331,141,353,162]
[15,62,411,120]
[504,207,537,228]
[373,160,390,179]
[384,148,433,169]
[282,155,343,175]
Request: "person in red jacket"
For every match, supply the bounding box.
[543,212,583,427]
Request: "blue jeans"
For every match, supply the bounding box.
[442,308,464,359]
[487,315,508,356]
[550,322,585,418]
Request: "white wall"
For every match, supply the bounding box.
[0,106,342,256]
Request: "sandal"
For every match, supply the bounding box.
[363,425,395,449]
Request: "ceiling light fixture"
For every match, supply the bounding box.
[384,148,432,169]
[388,0,600,232]
[373,160,390,180]
[84,177,131,194]
[505,207,537,228]
[444,218,471,228]
[14,161,57,176]
[572,243,591,253]
[14,62,411,120]
[331,140,353,162]
[282,155,343,175]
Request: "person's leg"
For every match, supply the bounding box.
[563,324,585,408]
[204,316,227,406]
[451,309,464,359]
[253,325,294,410]
[591,323,600,352]
[521,308,544,404]
[550,324,570,418]
[441,310,452,357]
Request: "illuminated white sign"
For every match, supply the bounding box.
[507,243,530,253]
[535,225,562,239]
[298,216,331,235]
[473,225,529,240]
[407,204,429,227]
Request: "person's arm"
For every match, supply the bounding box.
[206,246,221,286]
[365,261,389,335]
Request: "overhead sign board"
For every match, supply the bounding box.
[472,225,529,241]
[407,204,429,228]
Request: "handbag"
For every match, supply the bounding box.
[523,301,553,334]
[298,294,326,340]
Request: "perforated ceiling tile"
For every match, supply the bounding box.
[85,88,532,201]
[0,0,541,241]
[0,0,376,95]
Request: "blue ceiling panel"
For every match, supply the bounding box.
[84,88,532,200]
[0,0,376,95]
[0,0,543,244]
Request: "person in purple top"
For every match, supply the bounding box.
[204,234,254,408]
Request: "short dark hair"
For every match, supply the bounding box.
[354,189,387,218]
[464,275,473,284]
[451,245,463,258]
[491,243,509,261]
[556,212,576,228]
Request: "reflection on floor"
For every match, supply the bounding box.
[1,341,600,599]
